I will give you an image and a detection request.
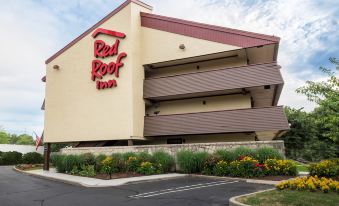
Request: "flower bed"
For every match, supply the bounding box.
[276,176,339,193]
[50,151,175,179]
[308,159,339,178]
[177,147,297,178]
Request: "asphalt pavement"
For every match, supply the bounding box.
[0,166,272,206]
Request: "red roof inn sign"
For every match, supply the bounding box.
[90,28,127,90]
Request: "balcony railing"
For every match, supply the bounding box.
[144,106,288,137]
[144,62,283,101]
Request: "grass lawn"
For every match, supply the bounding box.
[296,164,309,173]
[238,190,339,206]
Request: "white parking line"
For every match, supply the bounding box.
[129,180,239,199]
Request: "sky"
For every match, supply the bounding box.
[0,0,338,135]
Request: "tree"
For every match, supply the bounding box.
[0,131,9,144]
[8,134,19,144]
[296,57,339,143]
[16,134,34,145]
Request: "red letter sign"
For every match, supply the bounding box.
[90,28,127,90]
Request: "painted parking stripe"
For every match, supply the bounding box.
[130,180,229,198]
[129,180,239,199]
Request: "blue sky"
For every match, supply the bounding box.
[0,0,338,135]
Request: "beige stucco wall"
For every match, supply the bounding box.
[45,4,137,143]
[146,94,251,116]
[44,1,243,143]
[141,27,240,64]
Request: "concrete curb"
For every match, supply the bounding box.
[229,188,276,206]
[191,174,282,185]
[13,166,188,188]
[13,166,84,187]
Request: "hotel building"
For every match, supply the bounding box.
[41,0,289,165]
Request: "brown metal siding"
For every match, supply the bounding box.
[144,62,283,100]
[144,106,289,137]
[141,12,279,48]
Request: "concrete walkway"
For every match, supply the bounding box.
[20,168,187,187]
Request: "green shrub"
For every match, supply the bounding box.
[308,159,339,178]
[22,152,43,164]
[78,165,96,177]
[229,156,262,177]
[122,152,137,161]
[233,147,255,159]
[80,153,96,166]
[125,155,139,172]
[213,160,229,176]
[202,154,220,175]
[137,152,152,162]
[214,149,237,162]
[151,151,174,173]
[95,154,107,172]
[111,153,125,173]
[255,147,284,163]
[177,150,208,173]
[50,154,66,172]
[62,155,84,173]
[265,159,297,176]
[101,156,114,179]
[1,151,23,165]
[137,161,156,175]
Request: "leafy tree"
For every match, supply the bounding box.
[296,57,339,143]
[277,58,339,161]
[8,134,19,144]
[0,131,9,144]
[16,134,34,145]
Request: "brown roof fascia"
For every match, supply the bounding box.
[140,12,280,43]
[45,0,152,64]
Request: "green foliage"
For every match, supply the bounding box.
[233,147,255,159]
[308,159,339,178]
[95,154,107,172]
[62,155,84,173]
[80,153,96,166]
[78,165,96,177]
[22,152,43,164]
[0,131,9,144]
[276,107,338,161]
[177,150,208,173]
[213,160,229,176]
[110,153,125,173]
[137,152,152,162]
[125,155,139,172]
[265,159,297,176]
[296,57,339,143]
[214,149,237,162]
[151,151,174,173]
[202,154,220,175]
[50,154,66,172]
[255,147,284,164]
[16,134,34,145]
[137,161,157,175]
[1,151,22,165]
[229,156,265,178]
[51,143,73,152]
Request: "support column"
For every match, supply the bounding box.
[43,143,51,171]
[128,139,133,146]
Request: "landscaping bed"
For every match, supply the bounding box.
[237,189,338,206]
[15,164,44,171]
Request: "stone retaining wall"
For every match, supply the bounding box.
[60,141,285,156]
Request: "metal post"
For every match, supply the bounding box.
[43,143,51,171]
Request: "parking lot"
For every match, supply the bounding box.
[0,166,272,206]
